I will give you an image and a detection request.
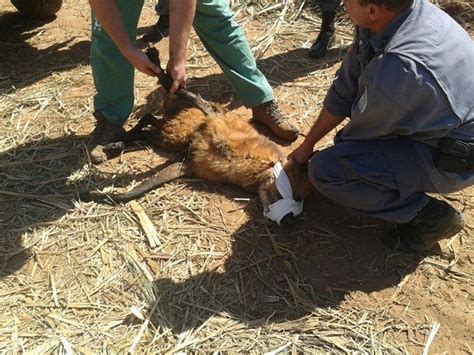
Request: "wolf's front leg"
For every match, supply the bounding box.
[102,113,165,156]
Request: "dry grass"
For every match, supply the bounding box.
[1,0,473,353]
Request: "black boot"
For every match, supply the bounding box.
[142,14,170,44]
[386,197,465,252]
[309,10,336,59]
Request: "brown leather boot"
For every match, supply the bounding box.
[87,112,126,164]
[252,101,299,141]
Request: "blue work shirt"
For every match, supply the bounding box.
[323,0,474,146]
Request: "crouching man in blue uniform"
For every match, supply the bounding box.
[290,0,474,252]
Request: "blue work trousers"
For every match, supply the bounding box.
[309,138,473,223]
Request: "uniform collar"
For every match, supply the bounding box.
[368,0,415,54]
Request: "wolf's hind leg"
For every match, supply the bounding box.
[81,161,192,203]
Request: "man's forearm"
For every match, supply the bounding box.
[169,0,196,65]
[290,107,345,164]
[89,0,134,58]
[303,107,345,148]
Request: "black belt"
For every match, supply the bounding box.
[434,137,474,172]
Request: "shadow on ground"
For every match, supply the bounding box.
[0,11,90,93]
[148,192,427,332]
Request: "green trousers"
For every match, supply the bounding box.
[91,0,273,125]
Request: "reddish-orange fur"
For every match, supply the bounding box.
[159,94,312,207]
[86,93,312,212]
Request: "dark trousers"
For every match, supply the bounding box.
[309,138,473,223]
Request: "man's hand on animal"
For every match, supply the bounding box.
[125,49,161,77]
[166,60,187,93]
[289,143,315,166]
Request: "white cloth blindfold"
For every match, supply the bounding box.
[263,162,304,225]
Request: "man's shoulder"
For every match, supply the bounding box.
[373,54,415,80]
[371,53,432,93]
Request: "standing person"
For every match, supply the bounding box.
[142,0,341,59]
[88,0,299,164]
[290,0,474,252]
[308,0,341,58]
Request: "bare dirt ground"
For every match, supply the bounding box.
[1,0,473,353]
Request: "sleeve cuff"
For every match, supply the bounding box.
[323,86,354,118]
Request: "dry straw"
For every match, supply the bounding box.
[1,0,473,353]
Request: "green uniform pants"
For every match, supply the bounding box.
[91,0,273,125]
[91,0,143,125]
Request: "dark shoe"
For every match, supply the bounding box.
[252,101,299,141]
[87,112,126,164]
[308,10,336,59]
[387,197,465,252]
[142,15,169,44]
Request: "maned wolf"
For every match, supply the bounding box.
[83,49,312,224]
